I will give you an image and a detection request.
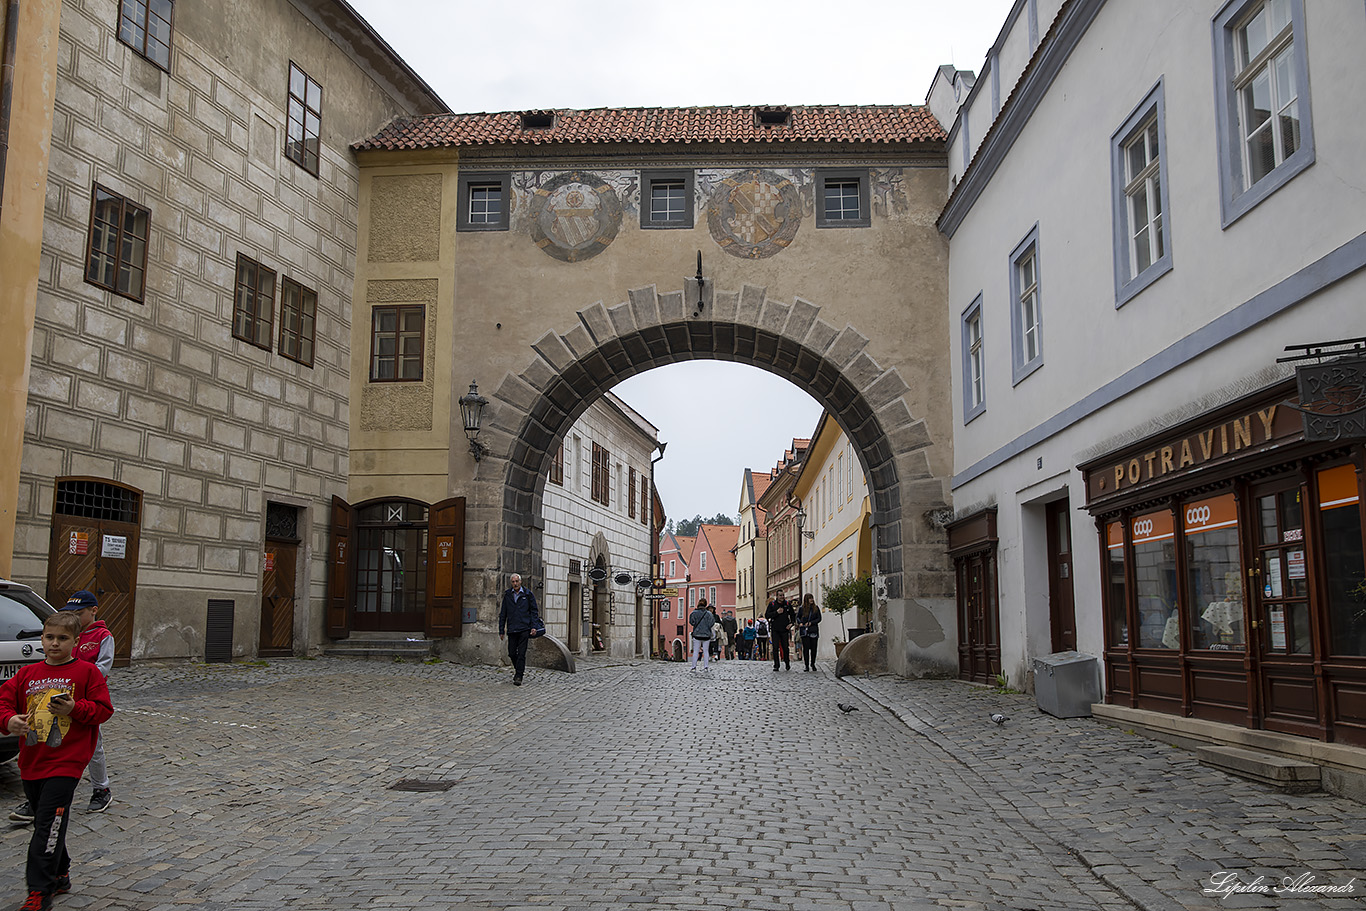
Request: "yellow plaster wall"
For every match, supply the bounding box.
[0,0,61,577]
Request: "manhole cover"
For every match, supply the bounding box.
[389,779,456,792]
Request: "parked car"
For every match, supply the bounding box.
[0,580,57,762]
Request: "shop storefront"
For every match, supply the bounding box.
[1081,376,1366,746]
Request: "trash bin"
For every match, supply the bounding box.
[1032,651,1100,718]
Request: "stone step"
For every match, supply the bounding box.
[1197,745,1321,793]
[324,637,433,661]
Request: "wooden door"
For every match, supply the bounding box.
[47,515,138,667]
[956,550,1000,683]
[1046,499,1077,652]
[1249,478,1322,737]
[258,539,297,657]
[425,498,465,638]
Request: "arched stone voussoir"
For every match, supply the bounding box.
[864,368,912,412]
[627,285,661,329]
[607,300,637,338]
[495,373,542,415]
[825,326,871,370]
[576,301,613,346]
[783,298,820,344]
[757,298,791,336]
[842,352,884,392]
[532,331,577,373]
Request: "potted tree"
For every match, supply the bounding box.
[822,573,873,650]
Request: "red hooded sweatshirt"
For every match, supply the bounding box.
[0,659,113,780]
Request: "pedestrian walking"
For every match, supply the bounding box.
[498,573,544,686]
[741,620,756,659]
[0,611,114,910]
[9,590,115,824]
[688,599,716,670]
[722,614,738,660]
[756,616,770,661]
[797,593,822,671]
[709,605,723,662]
[766,597,795,671]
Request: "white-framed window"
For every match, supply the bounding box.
[1009,226,1043,385]
[1111,82,1174,307]
[710,586,716,605]
[815,169,871,228]
[641,170,694,229]
[1212,0,1314,226]
[699,551,707,571]
[457,173,511,231]
[670,559,676,576]
[961,295,986,422]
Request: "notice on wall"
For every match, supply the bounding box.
[263,551,276,572]
[101,535,126,559]
[1269,606,1287,651]
[1266,556,1284,598]
[69,532,88,556]
[1286,549,1306,580]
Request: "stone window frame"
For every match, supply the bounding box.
[368,304,425,382]
[285,61,323,176]
[628,467,637,518]
[457,172,511,232]
[232,253,276,352]
[640,169,694,229]
[1111,80,1174,308]
[85,184,150,303]
[277,276,317,368]
[117,0,173,71]
[815,168,871,229]
[1211,0,1315,227]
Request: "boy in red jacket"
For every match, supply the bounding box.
[65,591,114,813]
[0,611,114,911]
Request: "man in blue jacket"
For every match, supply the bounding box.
[498,573,542,686]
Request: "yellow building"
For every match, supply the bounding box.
[791,412,872,658]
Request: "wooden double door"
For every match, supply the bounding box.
[46,513,137,667]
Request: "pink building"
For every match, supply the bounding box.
[686,523,739,622]
[657,532,694,659]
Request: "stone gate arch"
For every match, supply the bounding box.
[468,281,956,677]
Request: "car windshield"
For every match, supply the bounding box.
[0,592,51,640]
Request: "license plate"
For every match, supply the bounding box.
[0,663,22,680]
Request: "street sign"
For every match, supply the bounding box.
[656,587,679,596]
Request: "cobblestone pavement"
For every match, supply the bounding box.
[0,656,1361,911]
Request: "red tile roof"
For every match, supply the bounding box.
[354,105,945,151]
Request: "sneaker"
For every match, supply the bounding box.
[19,890,51,911]
[88,788,112,813]
[53,874,70,895]
[8,802,32,824]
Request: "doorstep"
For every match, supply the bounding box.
[1092,703,1366,803]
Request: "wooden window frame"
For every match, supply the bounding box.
[117,0,173,71]
[628,467,637,518]
[85,185,150,303]
[591,443,611,506]
[277,276,317,367]
[549,443,564,486]
[285,62,323,176]
[369,305,425,383]
[232,254,276,351]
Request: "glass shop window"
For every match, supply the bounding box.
[1105,521,1129,648]
[1132,509,1178,649]
[1319,464,1366,657]
[1183,493,1245,651]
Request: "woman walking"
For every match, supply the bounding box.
[797,593,822,671]
[688,599,716,670]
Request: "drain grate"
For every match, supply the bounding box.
[388,779,456,792]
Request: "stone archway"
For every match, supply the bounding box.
[466,282,956,677]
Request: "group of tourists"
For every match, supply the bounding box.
[687,593,824,672]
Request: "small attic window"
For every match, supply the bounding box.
[520,111,555,129]
[755,107,792,128]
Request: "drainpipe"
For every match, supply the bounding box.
[0,0,19,221]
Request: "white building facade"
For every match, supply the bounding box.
[541,392,660,659]
[938,0,1366,745]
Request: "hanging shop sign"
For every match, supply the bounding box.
[1294,355,1366,442]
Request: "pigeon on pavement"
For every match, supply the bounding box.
[837,703,858,714]
[990,712,1009,726]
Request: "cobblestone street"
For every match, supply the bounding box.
[0,656,1361,911]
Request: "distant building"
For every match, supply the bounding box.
[734,468,773,624]
[657,531,695,659]
[757,440,810,605]
[541,392,660,659]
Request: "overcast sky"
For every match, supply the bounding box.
[346,0,1014,522]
